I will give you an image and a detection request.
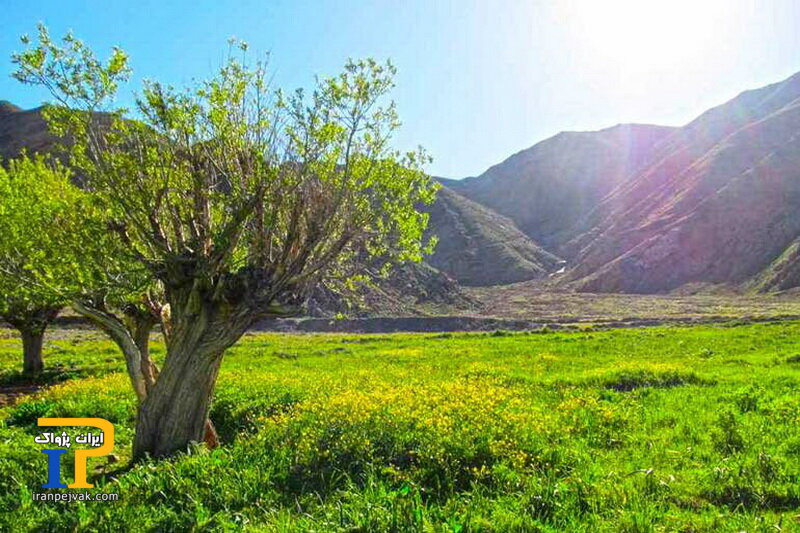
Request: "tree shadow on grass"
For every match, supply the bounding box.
[0,365,86,407]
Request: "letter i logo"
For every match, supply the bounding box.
[41,449,68,488]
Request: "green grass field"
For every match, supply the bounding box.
[1,322,799,531]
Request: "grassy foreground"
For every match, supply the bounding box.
[1,322,799,531]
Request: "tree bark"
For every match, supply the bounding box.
[127,309,218,449]
[73,298,224,459]
[73,301,149,402]
[21,328,45,377]
[133,343,225,458]
[130,314,159,394]
[132,294,250,459]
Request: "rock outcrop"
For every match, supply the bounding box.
[424,187,561,286]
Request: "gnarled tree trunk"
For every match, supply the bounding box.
[21,329,45,377]
[132,293,251,459]
[128,305,219,450]
[74,298,223,459]
[73,301,150,401]
[133,342,226,458]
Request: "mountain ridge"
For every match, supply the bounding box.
[563,70,800,292]
[443,122,677,249]
[424,186,561,286]
[440,70,800,293]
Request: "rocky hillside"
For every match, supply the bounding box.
[424,187,561,285]
[307,261,478,317]
[442,123,676,249]
[563,71,800,292]
[439,71,800,293]
[0,101,60,161]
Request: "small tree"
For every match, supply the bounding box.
[0,157,81,375]
[0,155,157,383]
[14,26,437,458]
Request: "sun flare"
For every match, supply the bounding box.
[557,0,738,73]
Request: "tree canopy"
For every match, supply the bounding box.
[0,156,76,316]
[0,156,80,374]
[12,25,439,457]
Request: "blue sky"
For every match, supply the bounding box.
[2,0,800,178]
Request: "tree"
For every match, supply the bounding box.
[0,156,78,376]
[0,154,159,385]
[13,26,438,459]
[70,283,222,448]
[0,156,220,447]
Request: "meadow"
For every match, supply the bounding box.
[1,321,799,531]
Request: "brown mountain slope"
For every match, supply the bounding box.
[308,261,477,317]
[442,123,677,249]
[564,71,800,292]
[0,101,60,161]
[424,187,561,286]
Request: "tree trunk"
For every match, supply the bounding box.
[129,312,220,449]
[4,307,60,378]
[133,341,226,459]
[73,301,149,401]
[73,299,222,458]
[21,328,45,377]
[130,315,159,394]
[132,293,250,459]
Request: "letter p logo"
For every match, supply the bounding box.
[38,418,114,489]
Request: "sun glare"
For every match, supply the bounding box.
[556,0,738,73]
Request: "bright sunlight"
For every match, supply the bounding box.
[556,0,743,72]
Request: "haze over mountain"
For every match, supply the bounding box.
[563,71,800,292]
[441,123,677,249]
[437,70,800,293]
